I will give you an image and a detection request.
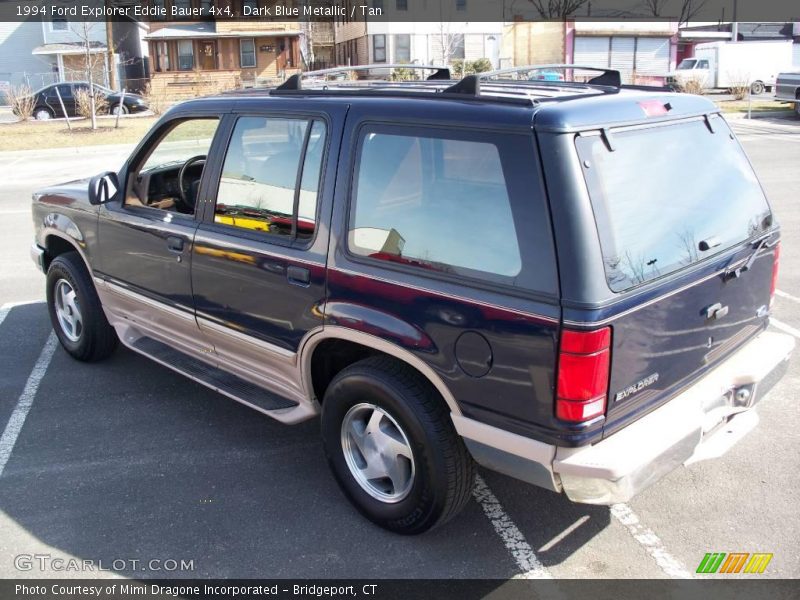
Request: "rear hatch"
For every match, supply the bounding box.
[575,113,778,436]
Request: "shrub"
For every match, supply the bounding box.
[391,67,421,82]
[75,88,108,118]
[676,77,705,95]
[142,83,170,116]
[7,84,35,121]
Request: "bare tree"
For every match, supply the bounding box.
[71,22,108,130]
[526,0,590,19]
[642,0,708,24]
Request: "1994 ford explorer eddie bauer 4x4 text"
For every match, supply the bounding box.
[30,66,794,534]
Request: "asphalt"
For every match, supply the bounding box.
[0,113,797,580]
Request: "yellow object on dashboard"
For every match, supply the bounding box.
[215,214,270,232]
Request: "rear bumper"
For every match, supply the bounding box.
[454,329,794,504]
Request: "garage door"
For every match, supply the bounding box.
[636,37,671,76]
[574,36,610,69]
[610,37,636,83]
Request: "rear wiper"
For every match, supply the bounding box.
[724,234,773,280]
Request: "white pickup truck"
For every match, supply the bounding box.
[667,40,794,95]
[776,71,800,116]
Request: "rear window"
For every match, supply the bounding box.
[577,117,772,292]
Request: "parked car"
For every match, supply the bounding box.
[775,71,800,116]
[29,65,793,534]
[17,81,148,120]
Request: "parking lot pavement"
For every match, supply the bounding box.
[0,117,797,580]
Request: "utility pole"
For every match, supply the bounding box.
[105,1,119,89]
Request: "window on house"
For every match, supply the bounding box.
[51,19,68,32]
[395,34,411,63]
[449,34,465,60]
[178,40,194,71]
[155,41,170,72]
[151,0,165,19]
[396,0,408,10]
[240,39,256,68]
[373,34,386,63]
[200,0,213,14]
[215,117,327,241]
[242,0,259,13]
[373,0,384,10]
[173,0,191,15]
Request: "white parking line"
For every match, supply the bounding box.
[776,289,800,304]
[610,503,692,578]
[472,474,552,579]
[0,332,58,477]
[771,318,800,339]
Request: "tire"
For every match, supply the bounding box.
[46,252,118,362]
[111,104,129,116]
[34,107,53,121]
[321,356,475,534]
[750,81,765,95]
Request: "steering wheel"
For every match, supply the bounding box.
[177,155,206,212]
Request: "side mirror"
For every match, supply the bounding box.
[88,171,119,206]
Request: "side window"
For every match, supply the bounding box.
[126,118,220,214]
[348,129,522,280]
[697,60,709,69]
[57,84,73,99]
[214,116,326,242]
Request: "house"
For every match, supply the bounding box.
[333,1,505,69]
[0,19,147,94]
[143,1,305,100]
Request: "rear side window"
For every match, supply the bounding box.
[348,129,523,282]
[577,117,771,292]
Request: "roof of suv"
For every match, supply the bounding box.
[193,68,720,133]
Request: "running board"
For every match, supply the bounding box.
[132,336,298,412]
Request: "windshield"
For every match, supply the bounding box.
[677,59,697,70]
[577,116,772,292]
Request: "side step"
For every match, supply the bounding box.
[132,336,298,412]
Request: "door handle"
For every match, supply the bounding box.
[287,265,310,286]
[166,236,185,253]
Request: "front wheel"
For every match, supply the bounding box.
[111,104,128,116]
[46,252,118,362]
[321,356,475,534]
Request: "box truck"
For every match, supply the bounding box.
[667,40,793,94]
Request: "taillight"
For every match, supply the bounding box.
[556,327,612,423]
[770,242,781,304]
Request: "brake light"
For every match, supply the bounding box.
[556,328,612,423]
[770,242,781,304]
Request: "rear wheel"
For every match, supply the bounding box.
[750,81,765,95]
[111,104,128,116]
[34,107,53,121]
[321,356,475,534]
[46,252,118,362]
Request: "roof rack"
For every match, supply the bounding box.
[265,63,672,105]
[274,63,451,92]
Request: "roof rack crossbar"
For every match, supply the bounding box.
[303,64,451,80]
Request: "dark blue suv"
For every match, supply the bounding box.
[30,66,794,534]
